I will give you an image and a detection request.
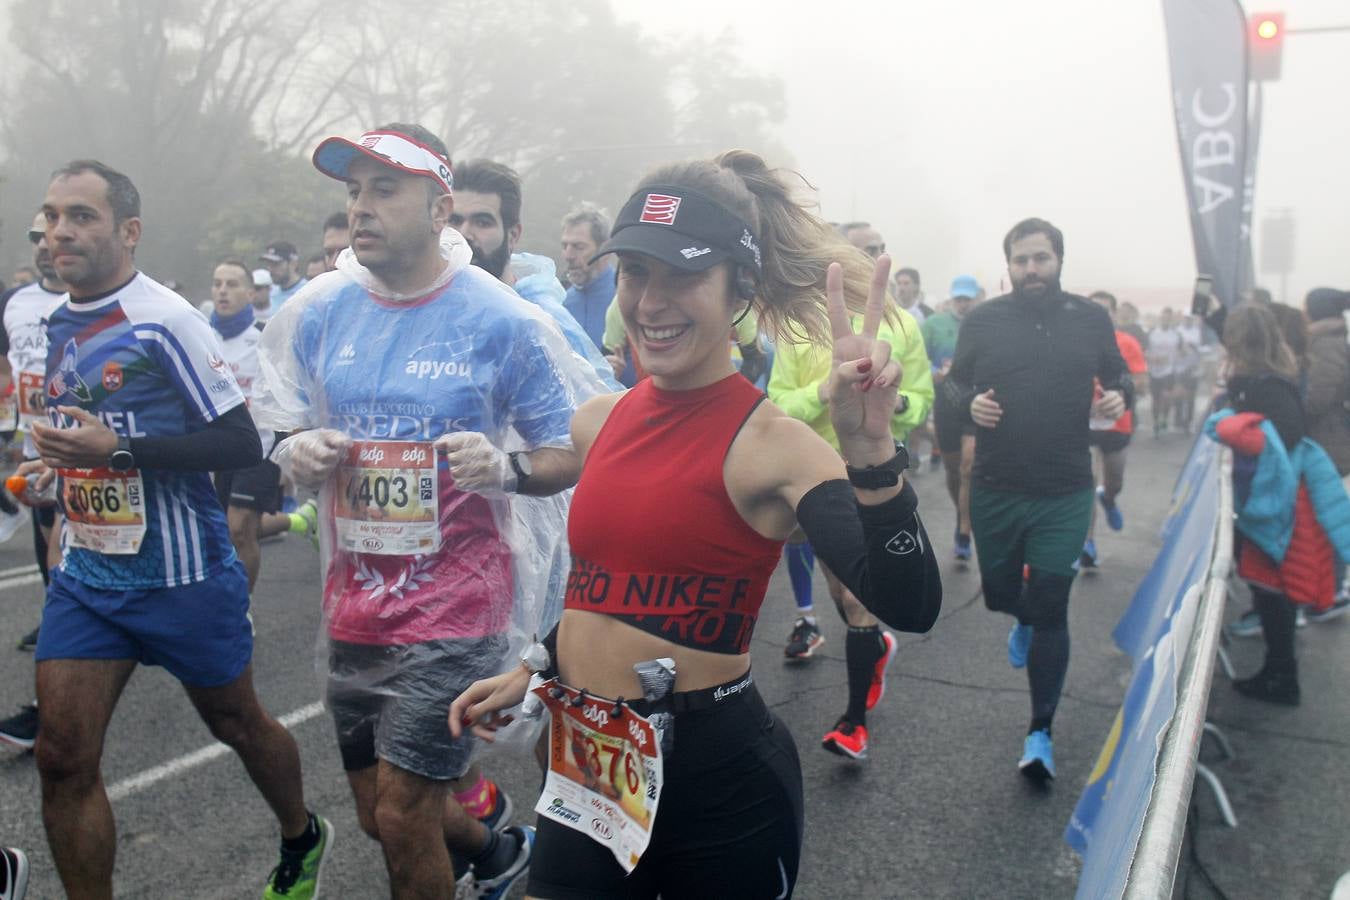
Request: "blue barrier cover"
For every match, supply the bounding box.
[1066,437,1219,898]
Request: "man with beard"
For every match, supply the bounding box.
[946,218,1133,781]
[449,159,618,389]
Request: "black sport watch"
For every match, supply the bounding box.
[507,451,532,492]
[845,442,909,490]
[108,435,136,473]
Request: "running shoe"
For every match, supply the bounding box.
[462,825,535,900]
[1008,623,1033,669]
[821,720,869,760]
[953,530,972,562]
[1018,730,1055,781]
[15,626,37,652]
[1,847,28,900]
[0,704,38,751]
[784,617,825,660]
[1078,539,1098,570]
[264,814,334,899]
[1307,594,1350,624]
[1227,608,1262,638]
[1232,667,1300,706]
[1096,485,1124,531]
[865,631,898,710]
[477,781,514,833]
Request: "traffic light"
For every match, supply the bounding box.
[1248,12,1285,81]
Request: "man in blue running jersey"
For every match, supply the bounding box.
[20,160,332,899]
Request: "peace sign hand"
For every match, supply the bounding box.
[825,255,904,460]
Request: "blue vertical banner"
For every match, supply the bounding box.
[1162,0,1251,308]
[1066,437,1220,898]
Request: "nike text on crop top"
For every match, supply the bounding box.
[565,373,784,654]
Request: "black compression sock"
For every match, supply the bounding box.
[282,813,320,854]
[1026,624,1070,735]
[470,827,520,880]
[844,625,885,725]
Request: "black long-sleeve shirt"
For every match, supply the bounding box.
[946,290,1134,495]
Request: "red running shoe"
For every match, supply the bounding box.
[865,631,898,711]
[822,720,869,760]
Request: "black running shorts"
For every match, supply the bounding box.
[213,460,283,514]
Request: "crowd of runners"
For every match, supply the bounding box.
[0,124,1345,900]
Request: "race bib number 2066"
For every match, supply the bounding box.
[59,467,147,555]
[334,440,439,555]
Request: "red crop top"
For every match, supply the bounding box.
[565,373,785,654]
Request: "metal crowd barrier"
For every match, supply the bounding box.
[1122,448,1234,899]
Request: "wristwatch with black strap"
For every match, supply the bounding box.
[108,435,136,473]
[844,441,909,490]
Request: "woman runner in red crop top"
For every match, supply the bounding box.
[452,151,940,900]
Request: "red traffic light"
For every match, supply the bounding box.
[1248,11,1285,81]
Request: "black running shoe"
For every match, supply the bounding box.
[0,705,38,751]
[16,627,37,653]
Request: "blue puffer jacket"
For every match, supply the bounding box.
[1204,409,1350,564]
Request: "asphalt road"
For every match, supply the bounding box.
[1,428,1347,899]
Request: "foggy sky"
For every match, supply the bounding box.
[615,0,1350,309]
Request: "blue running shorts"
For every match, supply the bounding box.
[35,563,253,688]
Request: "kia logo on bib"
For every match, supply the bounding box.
[591,819,614,840]
[639,193,681,225]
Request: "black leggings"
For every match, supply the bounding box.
[1252,586,1297,673]
[527,683,803,900]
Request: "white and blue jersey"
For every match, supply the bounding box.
[44,273,245,589]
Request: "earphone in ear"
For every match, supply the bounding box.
[734,267,758,301]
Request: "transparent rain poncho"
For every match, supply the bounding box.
[253,229,611,755]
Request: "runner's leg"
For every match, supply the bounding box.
[373,760,459,894]
[34,657,136,899]
[958,433,975,538]
[184,665,310,838]
[822,566,885,729]
[226,506,264,591]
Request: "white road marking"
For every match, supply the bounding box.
[0,573,44,592]
[107,701,327,802]
[0,563,38,578]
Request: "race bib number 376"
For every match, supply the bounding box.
[334,440,439,555]
[534,679,663,873]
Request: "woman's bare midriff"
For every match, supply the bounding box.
[556,608,751,700]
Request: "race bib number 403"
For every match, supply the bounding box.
[334,440,439,555]
[534,679,663,873]
[59,467,147,555]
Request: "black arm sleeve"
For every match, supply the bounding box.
[796,479,942,633]
[128,403,263,471]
